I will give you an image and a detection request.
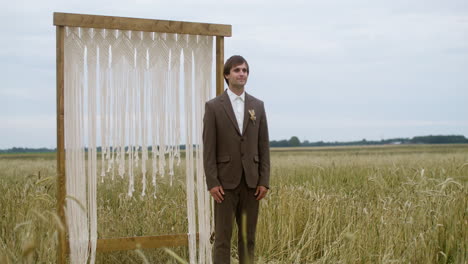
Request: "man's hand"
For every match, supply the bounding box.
[255,186,268,200]
[209,186,225,203]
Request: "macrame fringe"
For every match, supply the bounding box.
[64,26,213,264]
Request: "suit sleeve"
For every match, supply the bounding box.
[203,102,221,190]
[257,102,270,188]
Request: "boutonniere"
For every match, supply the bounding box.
[248,109,256,125]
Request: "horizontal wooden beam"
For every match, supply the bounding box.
[53,12,232,37]
[96,234,191,252]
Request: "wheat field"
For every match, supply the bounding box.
[0,145,467,263]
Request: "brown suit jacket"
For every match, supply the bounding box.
[203,90,270,190]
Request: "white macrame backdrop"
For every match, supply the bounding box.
[64,26,213,264]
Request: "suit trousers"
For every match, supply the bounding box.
[213,174,259,264]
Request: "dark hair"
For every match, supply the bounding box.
[223,55,249,85]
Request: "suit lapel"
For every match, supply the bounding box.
[221,91,241,135]
[242,93,254,136]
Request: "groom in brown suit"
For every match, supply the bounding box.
[203,55,270,264]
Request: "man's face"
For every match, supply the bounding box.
[225,63,249,88]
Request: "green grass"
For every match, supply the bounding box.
[1,144,467,263]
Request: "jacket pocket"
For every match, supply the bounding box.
[216,155,231,163]
[253,155,259,163]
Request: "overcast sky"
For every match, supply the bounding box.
[2,0,467,148]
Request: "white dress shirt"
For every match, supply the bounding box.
[227,88,245,132]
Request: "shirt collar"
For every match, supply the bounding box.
[227,88,245,103]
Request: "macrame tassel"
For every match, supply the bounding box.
[183,34,197,264]
[126,32,136,197]
[168,34,183,186]
[84,28,98,264]
[138,32,150,197]
[194,35,214,264]
[64,26,90,264]
[157,36,168,180]
[98,44,107,182]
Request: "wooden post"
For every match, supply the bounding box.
[56,25,67,264]
[216,36,224,96]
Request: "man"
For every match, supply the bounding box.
[203,55,270,264]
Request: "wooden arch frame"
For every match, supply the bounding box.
[54,12,231,263]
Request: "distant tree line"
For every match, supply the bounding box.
[270,135,468,147]
[0,147,57,154]
[1,135,467,153]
